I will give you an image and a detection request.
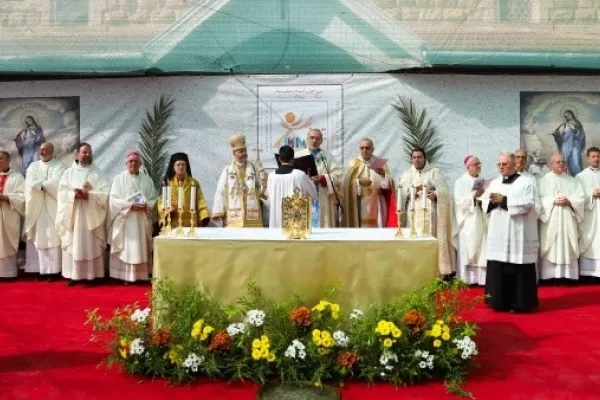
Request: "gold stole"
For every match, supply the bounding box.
[226,162,262,227]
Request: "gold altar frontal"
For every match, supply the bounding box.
[153,228,438,309]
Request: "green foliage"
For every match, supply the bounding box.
[392,96,443,164]
[137,95,174,189]
[86,278,482,397]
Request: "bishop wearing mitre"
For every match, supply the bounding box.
[0,151,25,279]
[212,134,265,227]
[341,138,393,227]
[56,143,110,284]
[538,153,585,281]
[24,142,65,278]
[453,155,487,285]
[399,148,456,277]
[295,129,343,228]
[108,151,157,283]
[576,147,600,278]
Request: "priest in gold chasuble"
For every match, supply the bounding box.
[212,134,265,227]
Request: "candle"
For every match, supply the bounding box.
[423,185,428,209]
[162,185,168,209]
[177,182,184,210]
[396,187,403,211]
[167,187,172,208]
[190,183,197,212]
[410,186,416,210]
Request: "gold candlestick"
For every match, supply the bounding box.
[176,208,184,236]
[409,208,417,238]
[395,210,405,239]
[187,210,197,237]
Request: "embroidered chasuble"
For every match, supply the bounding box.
[341,155,393,228]
[538,172,585,280]
[399,163,456,275]
[56,164,109,281]
[576,167,600,277]
[212,161,263,227]
[24,159,65,274]
[157,176,209,227]
[108,171,158,282]
[453,173,487,285]
[0,170,25,278]
[295,148,343,228]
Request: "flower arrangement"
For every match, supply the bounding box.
[86,279,481,397]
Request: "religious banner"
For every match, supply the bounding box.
[257,84,343,169]
[0,97,80,176]
[520,91,600,177]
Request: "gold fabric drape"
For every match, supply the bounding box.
[153,235,438,309]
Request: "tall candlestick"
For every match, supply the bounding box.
[162,185,168,209]
[177,182,184,209]
[396,187,403,211]
[410,186,416,210]
[190,183,197,212]
[423,185,428,209]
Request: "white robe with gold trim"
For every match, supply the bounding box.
[0,171,25,277]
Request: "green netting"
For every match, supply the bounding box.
[1,0,600,74]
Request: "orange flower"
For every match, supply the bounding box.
[289,306,312,327]
[337,351,359,369]
[402,309,426,334]
[209,330,232,352]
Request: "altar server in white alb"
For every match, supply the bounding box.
[538,153,585,281]
[24,142,65,278]
[295,129,343,228]
[576,147,600,278]
[108,151,157,282]
[483,152,538,312]
[212,134,266,227]
[56,143,109,284]
[454,155,487,285]
[267,145,317,228]
[0,151,25,278]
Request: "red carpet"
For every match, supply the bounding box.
[1,278,600,400]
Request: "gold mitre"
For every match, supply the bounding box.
[229,134,246,151]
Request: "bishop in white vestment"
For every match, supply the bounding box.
[341,138,393,228]
[267,146,317,228]
[212,134,265,227]
[538,153,585,280]
[576,147,600,277]
[399,148,456,276]
[56,143,109,283]
[295,129,343,228]
[24,142,65,277]
[483,152,538,312]
[454,155,487,285]
[108,151,157,282]
[0,151,25,278]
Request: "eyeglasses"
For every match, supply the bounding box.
[496,162,509,167]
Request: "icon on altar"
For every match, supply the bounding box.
[281,187,312,240]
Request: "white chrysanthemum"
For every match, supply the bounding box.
[350,309,364,320]
[379,351,398,366]
[182,353,204,372]
[421,351,429,358]
[284,345,297,359]
[333,330,349,347]
[385,365,394,371]
[297,350,306,360]
[427,360,434,369]
[226,323,246,337]
[453,336,478,359]
[291,339,305,350]
[129,338,145,355]
[414,350,422,358]
[246,309,266,327]
[419,361,427,369]
[130,308,151,323]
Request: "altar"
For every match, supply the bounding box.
[152,228,438,309]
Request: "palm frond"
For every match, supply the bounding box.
[392,96,443,164]
[137,95,175,189]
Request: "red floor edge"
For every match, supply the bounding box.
[1,278,600,400]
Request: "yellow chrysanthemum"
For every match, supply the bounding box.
[433,339,442,348]
[203,326,214,335]
[119,338,127,347]
[191,327,201,339]
[442,326,450,335]
[261,335,269,344]
[313,337,322,346]
[260,347,269,358]
[252,339,262,349]
[380,325,391,336]
[322,337,334,348]
[313,302,326,312]
[251,349,261,360]
[193,319,204,330]
[312,329,321,339]
[267,352,276,362]
[331,304,340,319]
[436,320,444,326]
[442,332,451,341]
[320,330,331,340]
[430,325,442,338]
[167,345,184,365]
[119,348,127,359]
[383,338,393,348]
[200,332,209,341]
[391,327,402,338]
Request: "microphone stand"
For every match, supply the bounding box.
[319,153,344,227]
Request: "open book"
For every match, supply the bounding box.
[472,179,492,191]
[128,192,146,204]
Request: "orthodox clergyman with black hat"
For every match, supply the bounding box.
[157,152,210,227]
[212,134,265,227]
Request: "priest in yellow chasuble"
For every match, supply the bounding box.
[212,134,265,227]
[342,138,394,227]
[157,153,210,227]
[399,148,456,276]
